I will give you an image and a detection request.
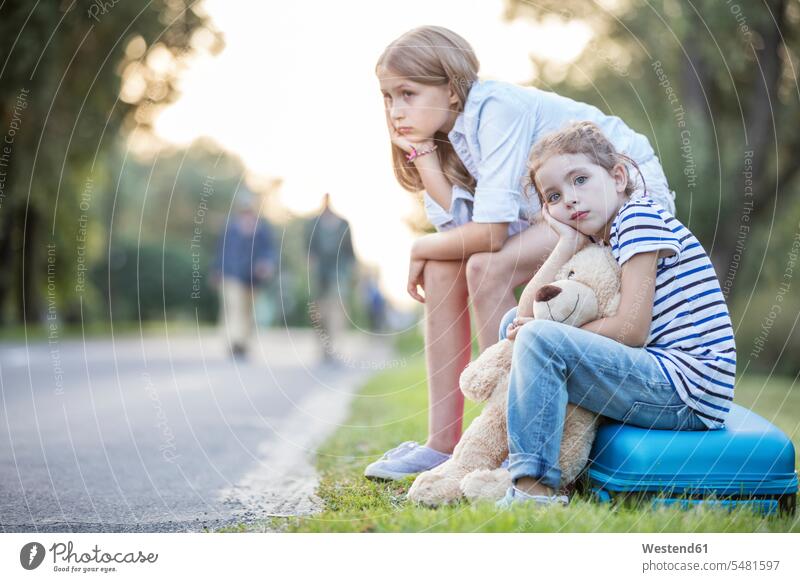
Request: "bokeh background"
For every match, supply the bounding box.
[1,0,800,535]
[0,0,798,371]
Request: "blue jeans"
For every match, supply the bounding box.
[499,307,707,490]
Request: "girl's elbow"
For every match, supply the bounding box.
[483,223,509,252]
[625,326,650,348]
[487,238,506,253]
[612,317,649,347]
[625,336,648,348]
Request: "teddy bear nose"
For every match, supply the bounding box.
[535,284,562,303]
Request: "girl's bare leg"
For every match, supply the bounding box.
[420,222,557,453]
[421,259,472,454]
[466,221,559,352]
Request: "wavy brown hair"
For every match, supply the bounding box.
[524,120,645,208]
[375,26,479,194]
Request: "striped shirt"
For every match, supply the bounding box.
[609,198,736,429]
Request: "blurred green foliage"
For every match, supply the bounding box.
[0,1,798,375]
[506,0,800,374]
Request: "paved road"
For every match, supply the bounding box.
[0,326,394,532]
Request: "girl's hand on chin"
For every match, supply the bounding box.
[384,111,434,154]
[542,205,592,253]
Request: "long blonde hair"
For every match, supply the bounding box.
[375,26,479,194]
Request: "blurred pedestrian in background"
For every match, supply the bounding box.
[363,271,387,332]
[211,188,277,359]
[305,193,355,365]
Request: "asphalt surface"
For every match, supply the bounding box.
[0,326,393,532]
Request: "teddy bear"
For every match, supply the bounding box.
[407,244,622,507]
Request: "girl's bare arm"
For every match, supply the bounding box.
[411,222,510,260]
[580,251,658,347]
[410,150,510,260]
[517,240,576,317]
[517,208,590,317]
[413,146,453,211]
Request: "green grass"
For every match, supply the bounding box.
[236,350,799,533]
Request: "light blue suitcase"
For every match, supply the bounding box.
[583,403,798,516]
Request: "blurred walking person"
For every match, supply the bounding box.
[363,272,387,332]
[305,193,355,365]
[212,189,277,359]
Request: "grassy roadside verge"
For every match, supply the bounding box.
[236,333,800,532]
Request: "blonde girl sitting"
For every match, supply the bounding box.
[365,25,678,480]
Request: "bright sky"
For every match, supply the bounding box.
[153,0,591,306]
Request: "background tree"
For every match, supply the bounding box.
[507,0,798,286]
[0,0,222,324]
[506,0,799,373]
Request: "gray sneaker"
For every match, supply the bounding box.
[495,486,569,509]
[364,441,451,480]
